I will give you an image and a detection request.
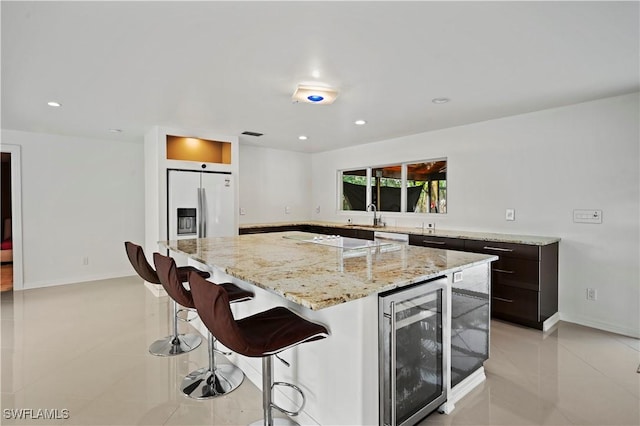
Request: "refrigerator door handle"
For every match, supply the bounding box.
[201,187,207,237]
[197,188,203,238]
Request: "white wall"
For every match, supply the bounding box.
[311,93,640,337]
[0,129,145,288]
[238,145,312,224]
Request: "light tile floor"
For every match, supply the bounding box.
[1,276,639,425]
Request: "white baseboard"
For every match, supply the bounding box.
[559,312,640,338]
[543,312,560,331]
[20,271,135,290]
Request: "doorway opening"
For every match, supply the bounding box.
[0,145,22,291]
[1,153,13,291]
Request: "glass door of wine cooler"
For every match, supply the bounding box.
[379,277,449,426]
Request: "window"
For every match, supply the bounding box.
[342,169,368,211]
[339,159,447,214]
[372,166,402,212]
[407,161,447,213]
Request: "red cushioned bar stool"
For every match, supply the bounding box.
[125,241,208,356]
[154,252,254,399]
[189,271,329,425]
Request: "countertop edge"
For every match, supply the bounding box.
[239,221,561,246]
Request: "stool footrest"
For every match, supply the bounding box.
[271,381,306,417]
[213,347,232,356]
[176,307,198,322]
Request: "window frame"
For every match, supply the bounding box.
[337,158,447,215]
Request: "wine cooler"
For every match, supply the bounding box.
[379,277,448,426]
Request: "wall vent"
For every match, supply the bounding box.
[241,131,264,137]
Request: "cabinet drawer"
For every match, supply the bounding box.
[409,234,465,251]
[491,257,540,291]
[491,284,539,322]
[464,239,539,260]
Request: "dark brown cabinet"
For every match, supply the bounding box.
[408,234,465,251]
[462,239,558,329]
[410,235,558,330]
[239,224,374,241]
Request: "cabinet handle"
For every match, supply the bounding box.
[423,240,446,245]
[493,268,514,274]
[389,301,397,426]
[483,246,513,252]
[493,296,514,303]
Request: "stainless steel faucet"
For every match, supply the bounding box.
[367,203,378,226]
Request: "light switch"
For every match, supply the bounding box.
[573,209,602,224]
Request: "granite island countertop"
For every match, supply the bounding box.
[160,231,497,311]
[240,221,560,246]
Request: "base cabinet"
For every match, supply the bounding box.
[240,224,374,240]
[410,236,558,330]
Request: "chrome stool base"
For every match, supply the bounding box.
[250,356,305,426]
[148,333,202,357]
[181,363,244,399]
[249,418,299,426]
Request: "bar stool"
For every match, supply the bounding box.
[124,241,208,356]
[189,271,329,425]
[154,252,254,399]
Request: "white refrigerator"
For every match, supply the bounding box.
[167,169,235,240]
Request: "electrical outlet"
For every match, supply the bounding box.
[239,207,246,215]
[586,288,597,301]
[506,209,515,221]
[285,206,291,214]
[316,205,321,214]
[426,222,435,230]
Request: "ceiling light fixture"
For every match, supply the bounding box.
[292,84,338,105]
[432,98,450,104]
[354,119,367,126]
[47,101,61,107]
[298,135,308,141]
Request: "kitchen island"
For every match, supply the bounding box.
[160,232,497,425]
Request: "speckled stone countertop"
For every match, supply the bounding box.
[240,221,560,246]
[160,232,496,311]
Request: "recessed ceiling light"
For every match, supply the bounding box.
[298,135,308,141]
[432,98,450,104]
[47,101,61,107]
[354,119,367,126]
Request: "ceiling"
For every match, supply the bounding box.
[2,1,638,153]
